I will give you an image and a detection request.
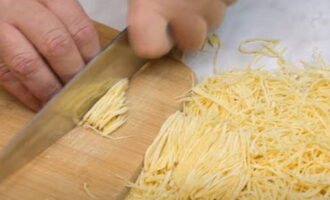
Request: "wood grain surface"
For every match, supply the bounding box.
[0,22,194,199]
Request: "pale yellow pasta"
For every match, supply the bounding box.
[126,40,330,199]
[80,79,129,137]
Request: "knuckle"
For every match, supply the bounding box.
[9,53,39,77]
[43,28,72,56]
[0,64,12,81]
[72,22,96,45]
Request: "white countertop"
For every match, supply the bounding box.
[79,0,330,79]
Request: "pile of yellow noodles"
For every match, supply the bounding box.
[125,40,330,199]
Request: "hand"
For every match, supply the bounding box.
[0,0,100,110]
[128,0,236,58]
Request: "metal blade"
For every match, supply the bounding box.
[0,29,147,181]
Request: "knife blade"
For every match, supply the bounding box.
[0,29,147,181]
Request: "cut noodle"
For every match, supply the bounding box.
[80,79,129,137]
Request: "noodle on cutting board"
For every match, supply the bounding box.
[125,40,330,199]
[80,78,129,137]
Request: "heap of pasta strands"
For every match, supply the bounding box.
[126,40,330,199]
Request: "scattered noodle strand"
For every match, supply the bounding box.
[83,183,98,200]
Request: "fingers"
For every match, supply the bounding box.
[0,23,62,104]
[170,15,208,51]
[40,0,100,62]
[128,0,225,57]
[223,0,238,6]
[11,1,84,82]
[0,62,41,111]
[128,0,174,58]
[203,0,228,30]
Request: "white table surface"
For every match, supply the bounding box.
[79,0,330,79]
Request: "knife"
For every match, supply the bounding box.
[0,29,147,181]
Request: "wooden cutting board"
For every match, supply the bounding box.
[0,22,194,200]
